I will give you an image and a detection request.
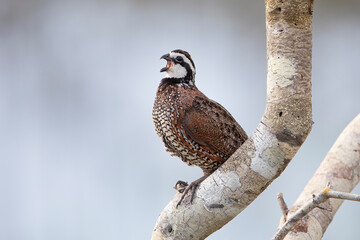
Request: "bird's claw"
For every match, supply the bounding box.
[175,181,200,208]
[174,180,188,193]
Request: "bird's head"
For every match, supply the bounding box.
[160,49,196,85]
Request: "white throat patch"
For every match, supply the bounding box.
[164,52,196,79]
[165,62,187,78]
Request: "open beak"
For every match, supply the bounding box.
[160,53,172,72]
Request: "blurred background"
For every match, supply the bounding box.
[0,0,359,239]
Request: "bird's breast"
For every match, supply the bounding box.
[152,85,201,163]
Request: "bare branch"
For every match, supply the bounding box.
[272,187,360,240]
[326,190,360,202]
[272,188,328,240]
[274,114,360,240]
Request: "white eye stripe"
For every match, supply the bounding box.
[169,52,196,74]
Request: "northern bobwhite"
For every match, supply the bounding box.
[153,49,248,207]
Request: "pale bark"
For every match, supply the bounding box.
[276,114,360,240]
[273,188,360,240]
[152,1,314,239]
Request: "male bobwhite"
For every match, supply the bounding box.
[153,49,248,207]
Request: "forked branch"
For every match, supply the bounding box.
[273,188,360,240]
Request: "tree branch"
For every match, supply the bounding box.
[274,114,360,240]
[152,1,314,239]
[326,190,360,201]
[272,187,360,240]
[277,193,289,221]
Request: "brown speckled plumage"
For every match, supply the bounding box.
[153,49,247,206]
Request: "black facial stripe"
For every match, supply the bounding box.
[180,61,193,82]
[172,49,195,70]
[160,77,192,89]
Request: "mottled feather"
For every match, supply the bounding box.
[181,96,247,160]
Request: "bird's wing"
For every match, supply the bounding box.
[181,96,248,159]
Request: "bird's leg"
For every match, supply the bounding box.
[175,174,210,208]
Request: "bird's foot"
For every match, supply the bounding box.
[175,175,209,208]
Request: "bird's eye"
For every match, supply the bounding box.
[175,56,183,62]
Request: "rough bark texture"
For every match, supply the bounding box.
[279,114,360,240]
[152,1,313,239]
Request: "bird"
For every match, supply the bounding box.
[152,49,248,207]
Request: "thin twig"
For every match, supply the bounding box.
[277,193,289,221]
[271,187,360,240]
[326,190,360,202]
